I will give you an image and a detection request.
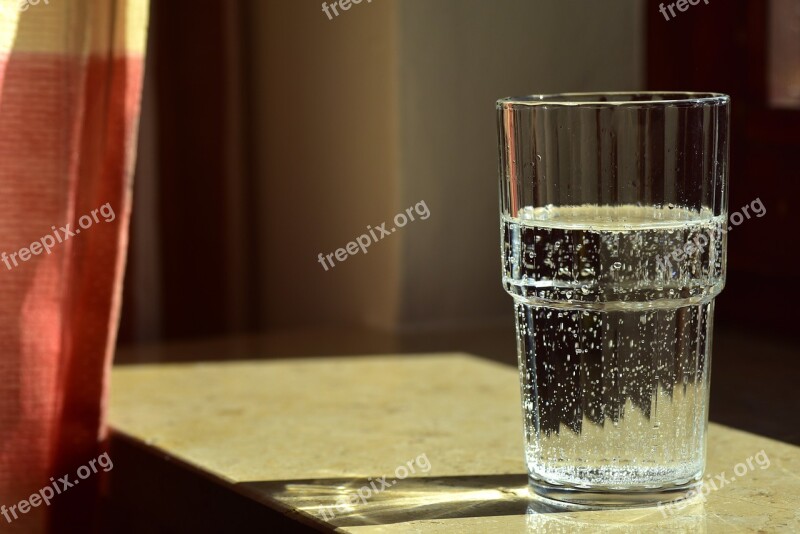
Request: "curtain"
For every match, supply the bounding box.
[0,0,149,531]
[119,0,254,346]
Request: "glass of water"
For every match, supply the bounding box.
[496,92,729,506]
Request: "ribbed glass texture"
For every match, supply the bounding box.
[497,92,730,506]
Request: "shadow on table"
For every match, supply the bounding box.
[239,475,707,531]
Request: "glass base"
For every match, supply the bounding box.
[528,475,702,508]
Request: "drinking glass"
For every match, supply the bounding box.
[496,92,729,506]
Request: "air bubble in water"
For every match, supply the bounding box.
[501,204,722,488]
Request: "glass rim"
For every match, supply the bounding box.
[497,91,730,108]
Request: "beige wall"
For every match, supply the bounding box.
[249,0,401,329]
[248,0,644,331]
[395,0,644,328]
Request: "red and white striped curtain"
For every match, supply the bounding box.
[0,0,149,531]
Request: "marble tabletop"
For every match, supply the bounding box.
[109,354,800,532]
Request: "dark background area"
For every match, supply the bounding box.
[648,0,800,333]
